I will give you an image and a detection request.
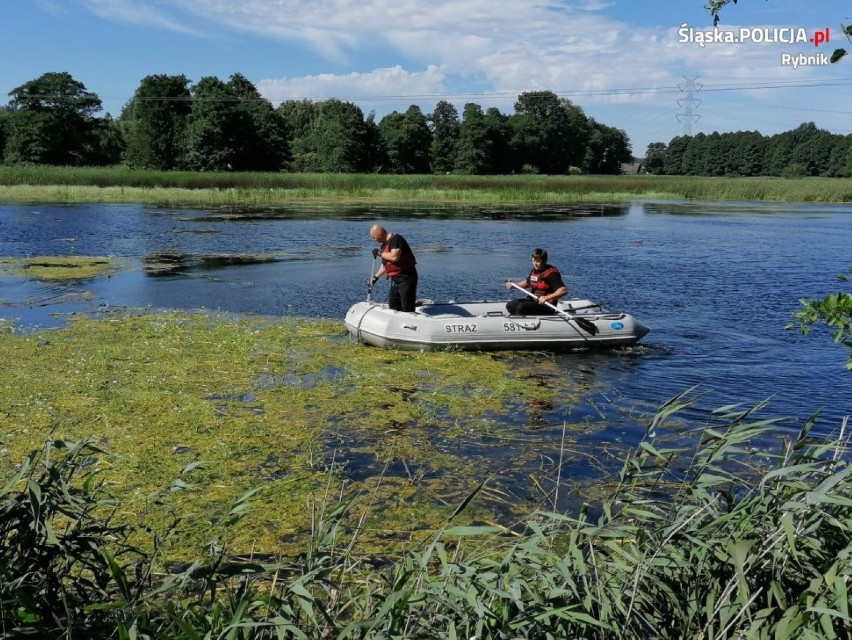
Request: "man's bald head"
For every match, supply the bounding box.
[370,225,387,242]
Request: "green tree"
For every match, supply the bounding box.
[0,107,9,161]
[510,91,590,174]
[454,103,491,174]
[764,129,797,176]
[88,114,125,166]
[484,107,514,174]
[582,120,632,174]
[278,99,320,171]
[680,133,708,175]
[429,100,459,174]
[644,142,667,174]
[181,76,233,170]
[360,112,388,172]
[226,73,289,172]
[181,74,288,172]
[663,135,690,175]
[4,72,102,165]
[122,74,191,170]
[300,99,370,173]
[731,131,766,176]
[378,106,432,174]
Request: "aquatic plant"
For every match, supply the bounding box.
[1,395,849,639]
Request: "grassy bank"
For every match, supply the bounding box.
[2,166,852,206]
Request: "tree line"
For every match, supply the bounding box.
[0,71,633,175]
[644,123,852,178]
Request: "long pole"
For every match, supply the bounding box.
[367,255,377,302]
[506,281,598,335]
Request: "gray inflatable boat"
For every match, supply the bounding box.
[344,298,650,351]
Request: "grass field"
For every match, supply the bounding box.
[2,165,852,206]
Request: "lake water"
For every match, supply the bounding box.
[1,201,850,502]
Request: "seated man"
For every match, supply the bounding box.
[505,248,568,315]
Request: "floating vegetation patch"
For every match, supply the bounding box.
[0,255,124,280]
[0,310,579,559]
[142,249,281,275]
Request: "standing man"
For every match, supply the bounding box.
[505,248,567,315]
[370,224,418,312]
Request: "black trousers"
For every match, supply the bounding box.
[389,270,418,312]
[506,298,556,316]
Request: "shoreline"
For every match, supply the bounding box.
[2,168,852,206]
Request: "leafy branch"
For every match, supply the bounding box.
[705,0,851,62]
[787,268,852,371]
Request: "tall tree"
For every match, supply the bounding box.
[644,142,667,174]
[454,103,491,174]
[226,73,289,172]
[278,99,320,171]
[484,107,514,174]
[360,112,388,172]
[0,107,9,160]
[181,74,288,172]
[582,120,632,174]
[429,100,459,173]
[4,72,102,165]
[510,91,590,174]
[181,76,233,170]
[378,106,432,174]
[663,135,690,175]
[88,114,125,166]
[122,74,191,170]
[298,99,369,173]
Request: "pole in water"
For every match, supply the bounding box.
[367,254,377,301]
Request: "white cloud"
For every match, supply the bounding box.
[258,65,448,107]
[78,0,203,35]
[71,0,852,143]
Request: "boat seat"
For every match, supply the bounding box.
[417,304,476,318]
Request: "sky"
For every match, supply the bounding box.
[2,0,851,157]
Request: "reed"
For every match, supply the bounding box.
[2,166,852,206]
[2,392,850,638]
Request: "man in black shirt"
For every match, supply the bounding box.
[505,248,567,315]
[370,224,418,312]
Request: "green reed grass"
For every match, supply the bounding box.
[2,393,849,639]
[2,166,852,206]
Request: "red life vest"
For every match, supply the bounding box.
[528,266,558,295]
[382,234,416,277]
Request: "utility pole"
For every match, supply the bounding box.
[676,76,702,136]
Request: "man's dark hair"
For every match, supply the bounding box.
[532,248,548,262]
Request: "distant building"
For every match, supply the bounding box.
[620,161,645,174]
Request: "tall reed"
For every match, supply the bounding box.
[2,393,850,638]
[3,166,852,205]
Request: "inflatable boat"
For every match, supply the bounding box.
[344,298,650,351]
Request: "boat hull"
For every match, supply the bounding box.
[344,299,650,351]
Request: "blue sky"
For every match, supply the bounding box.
[3,0,851,157]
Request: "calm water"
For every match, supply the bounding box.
[1,201,850,499]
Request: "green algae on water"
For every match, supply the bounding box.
[0,311,568,560]
[0,255,125,280]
